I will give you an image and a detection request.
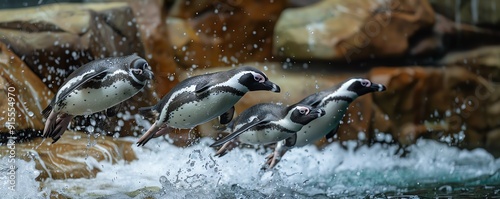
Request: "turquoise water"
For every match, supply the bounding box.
[1,138,499,198]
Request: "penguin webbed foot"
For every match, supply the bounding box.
[136,125,171,146]
[43,113,73,144]
[263,148,288,170]
[213,140,239,157]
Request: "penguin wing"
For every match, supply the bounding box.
[53,67,111,105]
[298,92,325,107]
[194,79,216,94]
[210,116,272,147]
[219,106,235,125]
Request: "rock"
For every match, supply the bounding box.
[439,45,500,81]
[368,66,500,149]
[0,131,137,180]
[0,2,145,89]
[410,14,500,56]
[0,3,158,138]
[129,0,180,97]
[0,41,53,141]
[428,0,500,27]
[273,0,435,62]
[167,0,287,68]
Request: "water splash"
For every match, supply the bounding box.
[31,138,499,198]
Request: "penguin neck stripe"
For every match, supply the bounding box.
[323,96,353,105]
[255,123,296,134]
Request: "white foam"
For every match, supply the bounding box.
[2,138,499,198]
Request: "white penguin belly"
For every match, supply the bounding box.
[167,93,241,128]
[238,129,292,145]
[59,80,140,115]
[294,102,348,147]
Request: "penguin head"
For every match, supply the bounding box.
[129,57,154,84]
[236,66,281,93]
[344,78,386,96]
[287,104,326,125]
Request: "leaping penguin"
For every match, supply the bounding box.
[42,55,154,143]
[209,103,326,157]
[136,66,281,146]
[264,78,386,169]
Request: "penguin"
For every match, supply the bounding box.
[209,103,326,157]
[42,55,154,143]
[263,78,386,169]
[136,66,281,146]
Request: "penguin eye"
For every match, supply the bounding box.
[297,107,309,115]
[360,80,371,87]
[253,74,265,83]
[131,68,143,75]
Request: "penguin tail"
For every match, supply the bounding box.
[42,105,53,119]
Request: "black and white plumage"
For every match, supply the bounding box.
[209,103,326,157]
[136,66,281,146]
[264,78,386,169]
[42,55,154,143]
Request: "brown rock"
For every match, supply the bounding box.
[273,0,435,62]
[429,0,500,27]
[167,0,286,68]
[368,66,500,148]
[129,0,180,97]
[0,41,53,140]
[0,3,145,91]
[0,131,137,180]
[410,14,500,56]
[439,45,500,81]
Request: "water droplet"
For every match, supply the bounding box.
[86,126,95,133]
[159,176,168,184]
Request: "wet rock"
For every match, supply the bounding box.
[429,0,500,27]
[0,41,53,141]
[0,131,137,180]
[410,14,500,56]
[439,45,500,81]
[368,66,500,149]
[273,0,435,62]
[129,0,180,97]
[0,2,145,90]
[167,0,286,68]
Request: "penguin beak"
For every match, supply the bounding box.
[144,69,154,80]
[267,81,281,93]
[371,83,386,92]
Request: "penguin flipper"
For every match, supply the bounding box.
[325,126,339,140]
[42,102,54,118]
[298,91,330,107]
[219,106,235,125]
[53,68,111,106]
[194,80,214,94]
[105,103,123,117]
[210,116,271,147]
